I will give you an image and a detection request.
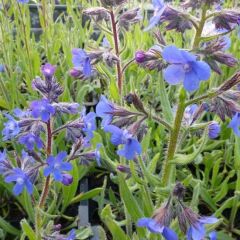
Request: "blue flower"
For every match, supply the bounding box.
[228,113,240,136]
[44,152,72,182]
[137,218,178,240]
[72,48,92,77]
[0,149,7,174]
[0,64,5,72]
[183,104,198,125]
[162,46,211,92]
[17,0,29,3]
[209,231,217,240]
[2,114,20,141]
[187,216,218,240]
[104,125,141,160]
[66,229,76,240]
[144,0,166,31]
[30,99,55,122]
[4,168,33,195]
[18,133,44,151]
[102,37,110,48]
[96,95,114,126]
[208,121,221,139]
[82,110,96,141]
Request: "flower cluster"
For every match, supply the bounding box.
[1,64,100,196]
[137,183,219,240]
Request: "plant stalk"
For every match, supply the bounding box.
[161,90,186,186]
[110,10,123,95]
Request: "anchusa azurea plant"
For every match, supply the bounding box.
[1,63,100,239]
[1,0,240,239]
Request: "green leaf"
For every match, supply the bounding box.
[101,205,131,240]
[70,188,103,205]
[0,217,21,236]
[20,219,36,240]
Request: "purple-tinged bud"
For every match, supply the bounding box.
[182,0,222,9]
[135,51,146,63]
[69,68,84,79]
[83,7,109,21]
[61,173,73,186]
[208,121,221,139]
[119,8,142,29]
[100,0,126,7]
[161,6,192,33]
[213,10,240,31]
[53,102,80,115]
[41,63,56,78]
[102,52,119,67]
[53,224,62,231]
[212,52,238,68]
[124,93,146,113]
[117,165,131,173]
[218,71,240,92]
[173,182,186,199]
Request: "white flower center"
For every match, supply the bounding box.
[16,177,24,184]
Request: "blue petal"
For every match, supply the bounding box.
[164,65,185,85]
[5,174,19,183]
[56,151,67,162]
[43,166,53,177]
[199,216,218,224]
[183,70,200,92]
[191,224,205,240]
[147,219,164,233]
[83,58,92,77]
[117,139,141,160]
[228,113,240,136]
[162,46,186,64]
[144,14,161,31]
[41,111,50,122]
[53,170,63,182]
[180,50,197,62]
[137,218,152,227]
[209,231,217,240]
[104,125,123,145]
[192,61,211,81]
[162,227,178,240]
[186,226,192,240]
[25,179,33,194]
[13,183,24,195]
[46,156,55,166]
[60,162,73,171]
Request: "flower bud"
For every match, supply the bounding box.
[135,51,146,63]
[83,7,109,21]
[41,63,56,78]
[119,8,142,29]
[208,121,221,139]
[61,173,73,186]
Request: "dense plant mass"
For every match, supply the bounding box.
[0,0,240,239]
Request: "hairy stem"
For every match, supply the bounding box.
[110,10,123,95]
[192,5,207,49]
[36,120,52,237]
[161,90,186,186]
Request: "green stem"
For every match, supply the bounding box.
[35,120,52,238]
[229,170,240,230]
[110,10,123,95]
[161,89,186,186]
[192,5,208,49]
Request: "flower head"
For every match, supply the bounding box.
[104,125,141,160]
[17,0,29,3]
[137,218,178,240]
[4,168,33,195]
[144,0,166,31]
[162,45,211,92]
[2,114,20,140]
[18,133,44,151]
[228,112,240,136]
[208,121,221,139]
[187,216,218,240]
[72,48,92,77]
[82,111,97,141]
[44,152,72,182]
[30,99,55,122]
[66,229,76,240]
[96,95,114,126]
